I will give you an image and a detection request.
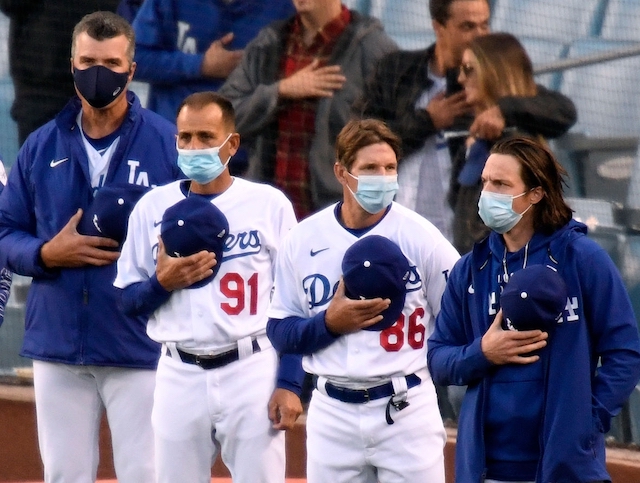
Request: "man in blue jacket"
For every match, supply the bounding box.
[427,136,640,483]
[0,12,182,483]
[131,0,294,124]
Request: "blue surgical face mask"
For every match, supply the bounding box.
[347,172,399,214]
[478,190,532,234]
[177,133,233,184]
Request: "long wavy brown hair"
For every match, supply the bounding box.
[469,32,537,111]
[491,136,573,233]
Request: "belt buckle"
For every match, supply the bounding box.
[362,387,370,403]
[194,354,205,367]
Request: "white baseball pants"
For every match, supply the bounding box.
[306,378,446,483]
[32,360,156,483]
[151,346,285,483]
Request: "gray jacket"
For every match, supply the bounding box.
[219,11,397,210]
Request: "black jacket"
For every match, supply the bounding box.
[354,44,577,159]
[354,44,577,253]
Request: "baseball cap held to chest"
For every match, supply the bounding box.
[341,235,411,331]
[160,196,229,289]
[501,264,568,332]
[78,183,150,247]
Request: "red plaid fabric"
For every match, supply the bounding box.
[275,6,351,220]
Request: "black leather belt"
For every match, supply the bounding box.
[168,338,261,370]
[317,374,422,403]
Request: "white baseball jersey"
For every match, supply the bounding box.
[268,202,460,382]
[115,178,297,351]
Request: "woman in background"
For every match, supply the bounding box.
[450,33,545,254]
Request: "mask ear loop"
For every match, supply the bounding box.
[346,171,359,185]
[175,132,234,152]
[220,133,235,169]
[221,132,233,147]
[515,186,539,219]
[519,203,534,217]
[344,170,359,202]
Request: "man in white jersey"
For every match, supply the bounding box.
[114,91,303,483]
[267,118,460,483]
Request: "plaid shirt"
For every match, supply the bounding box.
[276,6,351,220]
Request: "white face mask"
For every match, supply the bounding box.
[347,172,399,214]
[478,190,532,234]
[176,133,232,184]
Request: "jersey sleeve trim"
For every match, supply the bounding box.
[267,312,339,355]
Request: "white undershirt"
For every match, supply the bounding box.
[77,112,121,189]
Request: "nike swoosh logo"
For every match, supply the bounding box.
[50,157,69,168]
[153,219,162,227]
[310,247,329,257]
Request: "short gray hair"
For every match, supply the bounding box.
[71,11,135,63]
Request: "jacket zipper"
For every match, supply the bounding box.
[80,286,88,364]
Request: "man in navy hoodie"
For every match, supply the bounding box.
[428,136,640,483]
[0,11,181,483]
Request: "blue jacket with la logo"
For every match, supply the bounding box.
[428,220,640,483]
[0,91,182,368]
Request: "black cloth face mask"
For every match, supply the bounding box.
[73,65,130,108]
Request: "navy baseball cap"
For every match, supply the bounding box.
[341,235,411,331]
[78,184,150,246]
[501,265,568,332]
[160,196,229,289]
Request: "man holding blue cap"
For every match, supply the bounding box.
[0,12,181,483]
[115,91,301,483]
[267,118,460,483]
[428,136,640,483]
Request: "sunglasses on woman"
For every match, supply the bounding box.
[460,63,476,77]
